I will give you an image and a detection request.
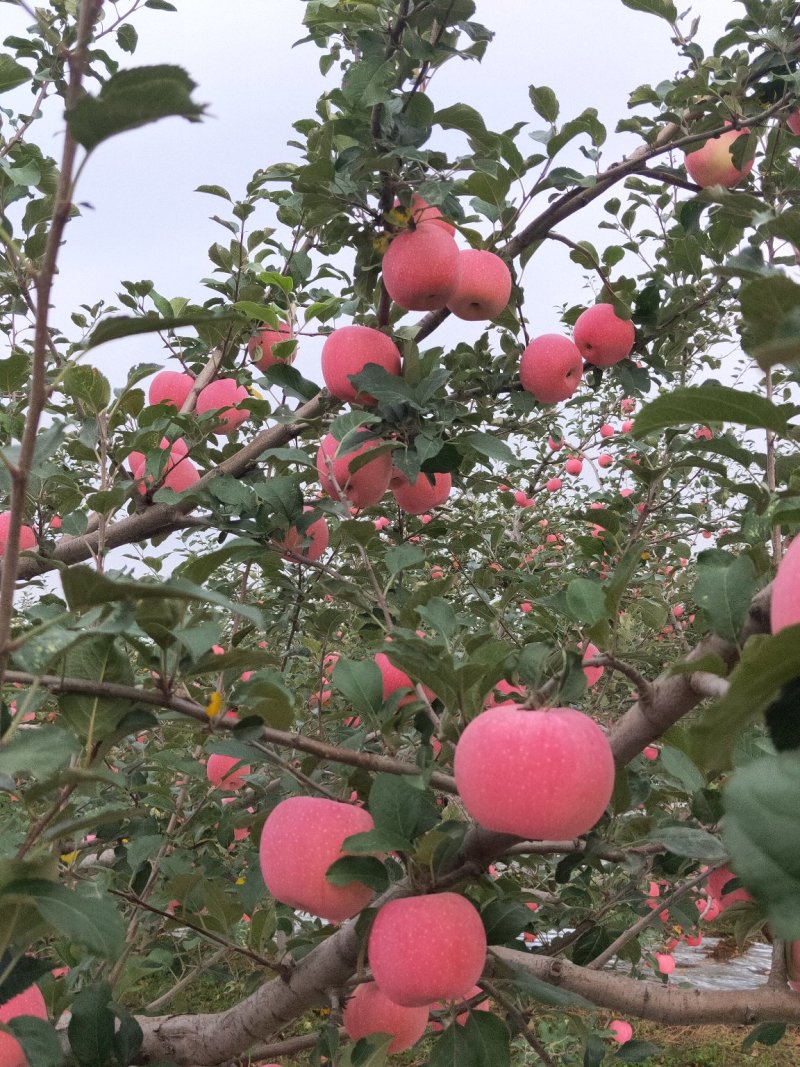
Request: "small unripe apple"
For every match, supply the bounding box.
[206,754,251,791]
[259,796,376,922]
[148,370,195,409]
[247,323,297,372]
[519,335,583,405]
[196,379,250,435]
[0,983,47,1067]
[316,432,393,509]
[390,470,451,514]
[453,705,615,839]
[382,224,461,311]
[321,325,401,405]
[0,513,37,556]
[573,304,635,367]
[368,893,487,1007]
[446,249,512,321]
[278,507,329,562]
[343,982,429,1053]
[771,536,800,633]
[564,457,583,476]
[685,127,754,189]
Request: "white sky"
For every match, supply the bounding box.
[3,0,736,389]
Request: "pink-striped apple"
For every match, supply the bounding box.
[368,893,486,1007]
[196,379,250,435]
[321,325,401,405]
[247,323,297,371]
[684,127,754,188]
[316,432,392,509]
[390,470,451,514]
[382,224,461,311]
[259,796,376,922]
[453,705,615,839]
[520,335,583,405]
[573,304,635,367]
[446,249,511,321]
[343,982,429,1053]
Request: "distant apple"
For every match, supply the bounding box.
[148,369,195,409]
[382,224,461,311]
[771,536,800,633]
[546,478,562,492]
[247,322,297,371]
[0,513,37,557]
[321,325,401,405]
[643,745,659,761]
[519,335,583,405]
[705,865,753,914]
[599,423,615,439]
[390,470,451,514]
[0,983,48,1067]
[374,651,434,705]
[564,457,583,476]
[316,432,393,509]
[206,754,251,791]
[655,952,675,975]
[598,453,613,468]
[196,379,250,435]
[446,249,512,321]
[684,127,754,188]
[573,304,635,367]
[788,111,800,136]
[343,982,429,1053]
[368,893,487,1007]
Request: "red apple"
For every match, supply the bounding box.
[316,432,392,509]
[771,536,800,633]
[321,325,401,405]
[148,370,195,409]
[598,453,613,468]
[519,335,583,405]
[581,642,604,687]
[446,249,511,321]
[410,194,455,234]
[599,423,615,438]
[278,507,329,562]
[368,893,486,1007]
[573,304,635,367]
[382,224,461,311]
[196,379,250,435]
[247,323,297,371]
[655,952,675,975]
[788,112,800,136]
[484,679,525,708]
[390,470,451,514]
[0,514,37,556]
[206,754,251,791]
[705,865,753,914]
[564,457,583,476]
[343,982,429,1053]
[609,1019,633,1044]
[131,437,199,494]
[643,745,659,761]
[374,651,434,705]
[453,705,615,839]
[259,796,376,922]
[684,127,754,188]
[0,983,47,1067]
[546,478,562,492]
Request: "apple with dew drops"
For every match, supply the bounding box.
[259,796,377,922]
[453,705,615,839]
[368,892,487,1007]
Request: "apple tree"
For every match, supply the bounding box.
[1,1,800,1064]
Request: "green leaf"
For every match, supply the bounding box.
[459,432,519,468]
[529,84,559,124]
[368,774,439,844]
[480,899,533,944]
[723,749,800,938]
[84,309,241,350]
[331,658,384,717]
[0,351,31,393]
[429,1012,510,1067]
[66,65,205,152]
[0,55,31,94]
[67,982,115,1066]
[57,636,135,740]
[646,826,727,861]
[620,0,678,19]
[633,386,790,437]
[5,1017,63,1067]
[740,275,800,369]
[694,552,757,643]
[325,856,388,893]
[384,545,425,576]
[116,23,138,53]
[0,726,80,780]
[566,578,608,624]
[742,1022,787,1050]
[62,365,111,413]
[659,744,705,792]
[615,1040,663,1063]
[0,881,124,958]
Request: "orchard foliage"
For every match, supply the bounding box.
[0,1,800,1065]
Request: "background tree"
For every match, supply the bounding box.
[1,1,800,1065]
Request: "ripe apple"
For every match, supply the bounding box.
[519,335,583,405]
[343,982,429,1053]
[0,513,37,557]
[788,112,800,136]
[609,1019,633,1044]
[0,983,48,1067]
[581,642,604,687]
[206,754,251,791]
[546,478,562,492]
[321,325,402,405]
[453,705,615,839]
[316,432,393,509]
[410,193,455,234]
[573,304,635,367]
[599,423,615,438]
[484,679,525,708]
[430,985,489,1031]
[705,865,753,914]
[278,507,329,562]
[684,127,754,188]
[131,437,199,494]
[598,453,613,468]
[148,370,195,409]
[643,745,659,761]
[564,457,583,476]
[446,249,512,321]
[374,651,435,705]
[247,323,297,371]
[368,893,487,1007]
[771,536,800,633]
[196,378,250,435]
[259,796,376,922]
[390,470,451,514]
[655,952,675,975]
[382,224,461,311]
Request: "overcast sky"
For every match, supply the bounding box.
[4,0,737,388]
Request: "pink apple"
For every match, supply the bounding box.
[343,982,428,1053]
[485,679,526,708]
[520,601,532,614]
[247,323,297,371]
[206,754,251,791]
[546,478,562,492]
[564,457,583,476]
[788,112,800,136]
[705,865,753,914]
[278,507,329,562]
[599,423,615,438]
[573,304,635,367]
[382,224,461,311]
[621,419,634,433]
[132,438,199,494]
[620,398,636,413]
[655,952,675,975]
[409,194,455,234]
[0,983,47,1067]
[430,985,489,1031]
[368,893,486,1007]
[454,705,615,839]
[771,536,800,633]
[316,431,393,509]
[609,1019,633,1044]
[0,514,37,556]
[148,369,195,409]
[196,378,250,435]
[446,249,512,321]
[695,426,712,441]
[514,490,535,508]
[259,796,376,922]
[643,745,659,761]
[321,325,402,405]
[686,933,703,947]
[684,127,754,189]
[375,651,434,705]
[519,335,583,405]
[581,642,604,687]
[598,453,613,468]
[390,470,451,514]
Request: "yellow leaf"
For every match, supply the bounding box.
[60,850,79,865]
[206,691,224,718]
